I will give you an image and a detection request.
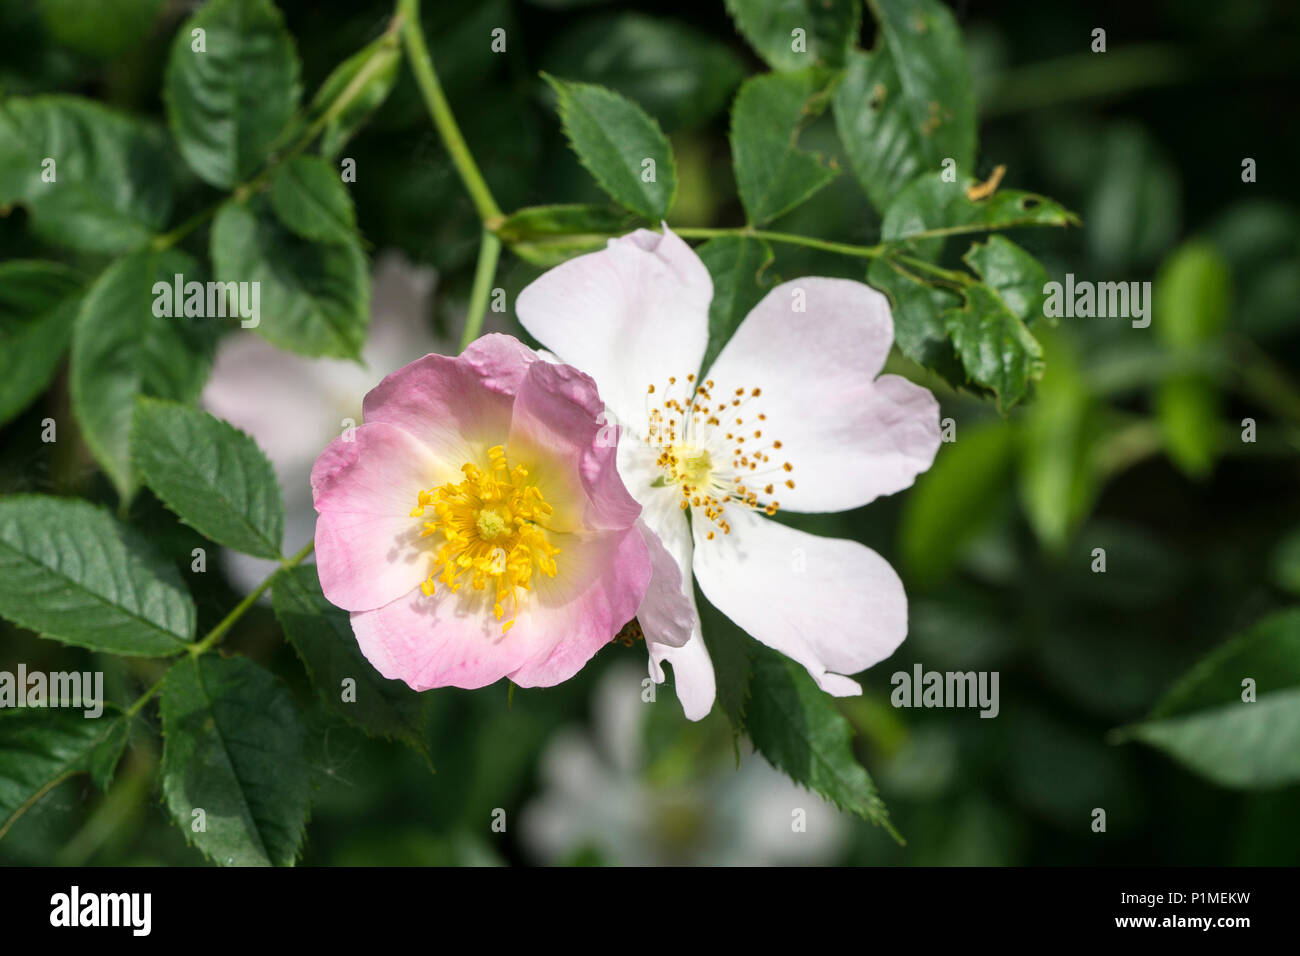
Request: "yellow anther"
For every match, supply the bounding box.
[412,445,559,634]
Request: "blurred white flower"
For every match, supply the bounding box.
[520,663,848,866]
[202,251,447,591]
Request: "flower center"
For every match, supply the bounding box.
[673,445,714,486]
[475,508,509,540]
[643,375,795,539]
[410,444,560,633]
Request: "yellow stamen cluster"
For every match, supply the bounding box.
[643,375,793,535]
[410,445,559,633]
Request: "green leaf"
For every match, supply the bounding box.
[211,197,369,359]
[0,495,196,656]
[698,596,754,734]
[866,257,963,384]
[697,235,774,370]
[731,70,838,226]
[943,283,1044,410]
[70,249,216,502]
[899,421,1014,587]
[268,154,358,244]
[882,171,1080,262]
[0,261,83,426]
[87,714,131,789]
[745,646,899,839]
[307,35,402,160]
[1152,241,1232,478]
[1154,241,1232,349]
[273,565,430,759]
[963,236,1048,325]
[1016,331,1097,550]
[496,203,644,267]
[723,0,859,72]
[0,706,130,842]
[0,95,173,253]
[1117,609,1300,789]
[160,654,310,866]
[132,398,285,559]
[1122,691,1300,790]
[540,13,744,133]
[163,0,301,189]
[833,0,976,213]
[1155,376,1221,479]
[543,74,677,220]
[1150,608,1300,720]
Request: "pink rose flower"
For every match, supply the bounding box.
[203,251,448,593]
[517,227,942,719]
[310,334,664,691]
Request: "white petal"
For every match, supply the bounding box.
[637,483,715,720]
[705,277,940,513]
[649,622,715,721]
[692,508,908,695]
[202,333,359,481]
[516,227,711,430]
[614,440,692,649]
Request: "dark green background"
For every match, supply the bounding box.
[1,0,1298,865]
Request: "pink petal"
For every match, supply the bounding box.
[691,508,908,696]
[311,422,448,612]
[351,526,650,690]
[507,359,640,534]
[706,277,940,512]
[361,334,531,461]
[510,527,650,686]
[516,227,711,429]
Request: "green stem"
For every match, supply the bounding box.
[669,226,975,286]
[892,253,974,287]
[124,672,167,719]
[673,226,884,259]
[399,0,503,227]
[109,541,316,721]
[461,229,501,350]
[190,539,316,657]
